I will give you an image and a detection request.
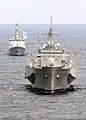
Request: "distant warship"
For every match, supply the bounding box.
[8,22,27,56]
[25,17,76,93]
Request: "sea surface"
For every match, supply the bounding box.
[0,24,86,120]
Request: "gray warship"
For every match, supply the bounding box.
[25,17,76,93]
[8,22,26,56]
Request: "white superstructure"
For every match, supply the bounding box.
[8,22,27,56]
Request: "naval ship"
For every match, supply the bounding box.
[8,22,27,56]
[25,17,76,94]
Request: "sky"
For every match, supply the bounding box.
[0,0,86,24]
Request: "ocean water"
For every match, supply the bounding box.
[0,24,86,120]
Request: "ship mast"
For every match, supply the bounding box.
[50,16,52,31]
[14,21,20,40]
[47,16,53,44]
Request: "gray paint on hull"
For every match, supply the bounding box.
[8,47,25,56]
[26,67,75,91]
[67,73,76,84]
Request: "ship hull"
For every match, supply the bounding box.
[8,47,25,56]
[25,67,76,93]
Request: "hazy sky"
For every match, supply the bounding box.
[0,0,86,24]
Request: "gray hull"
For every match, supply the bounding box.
[25,67,76,91]
[8,47,25,56]
[25,17,76,93]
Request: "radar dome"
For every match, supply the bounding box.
[43,44,47,48]
[56,43,60,47]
